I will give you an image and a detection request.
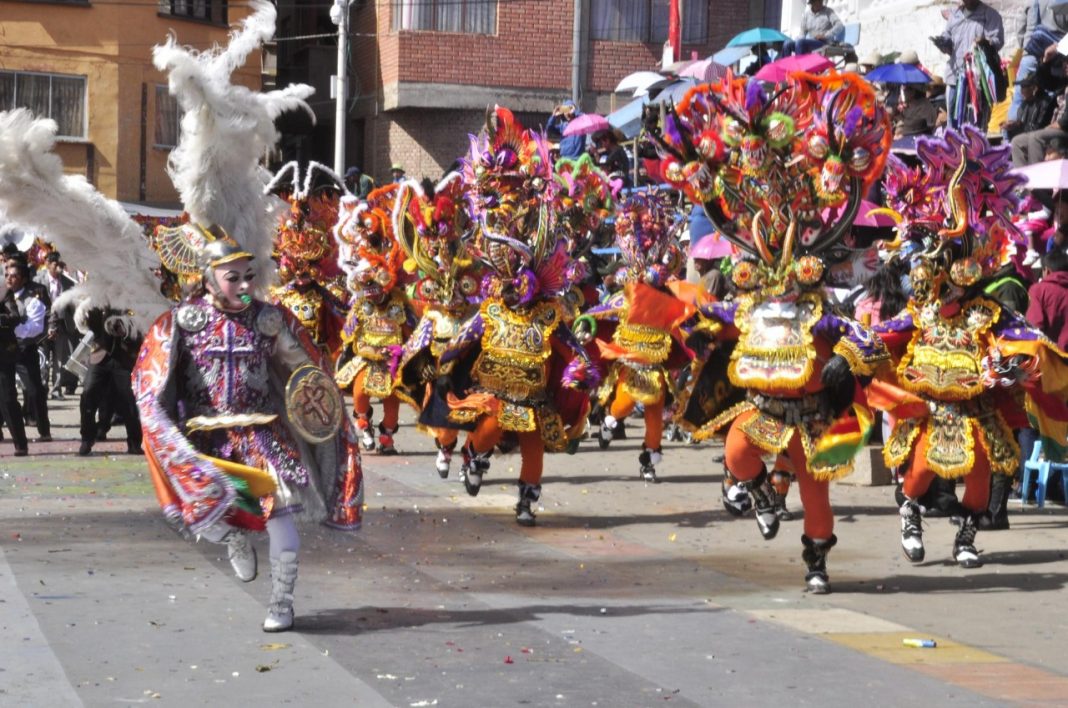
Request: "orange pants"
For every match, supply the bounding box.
[902,428,992,513]
[467,414,544,486]
[608,380,665,450]
[352,368,400,430]
[725,410,833,539]
[434,427,458,448]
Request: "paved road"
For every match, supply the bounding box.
[1,399,1067,706]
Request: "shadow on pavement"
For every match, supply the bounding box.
[835,570,1068,594]
[298,602,722,635]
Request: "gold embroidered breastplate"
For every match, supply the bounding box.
[474,298,562,401]
[427,309,463,358]
[614,319,672,364]
[356,292,406,357]
[729,291,822,391]
[274,286,326,343]
[899,299,996,401]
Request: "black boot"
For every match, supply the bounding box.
[721,468,752,517]
[515,481,541,527]
[899,499,925,562]
[459,442,491,497]
[745,468,780,540]
[980,474,1011,531]
[801,534,837,594]
[638,446,662,483]
[953,514,983,568]
[377,422,398,455]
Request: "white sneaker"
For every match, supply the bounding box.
[435,449,452,478]
[226,531,257,582]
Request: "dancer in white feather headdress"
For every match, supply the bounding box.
[0,0,364,633]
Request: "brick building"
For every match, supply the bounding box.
[0,1,258,208]
[279,0,760,185]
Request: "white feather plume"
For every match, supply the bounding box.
[153,0,315,278]
[0,109,169,334]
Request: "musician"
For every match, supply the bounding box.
[6,260,51,441]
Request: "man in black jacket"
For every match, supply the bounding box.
[6,260,51,442]
[0,287,29,455]
[40,253,79,397]
[1011,86,1068,166]
[1004,75,1057,140]
[77,307,142,456]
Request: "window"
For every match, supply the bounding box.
[158,0,227,24]
[155,85,181,148]
[591,0,708,43]
[0,70,87,139]
[392,0,497,34]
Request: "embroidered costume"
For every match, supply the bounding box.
[333,184,417,454]
[440,107,597,526]
[658,71,891,592]
[870,127,1068,568]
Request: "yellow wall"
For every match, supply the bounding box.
[0,4,259,205]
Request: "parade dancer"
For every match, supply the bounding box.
[268,162,349,359]
[333,185,418,454]
[871,127,1068,568]
[393,176,481,478]
[658,72,892,592]
[440,107,598,526]
[578,192,694,482]
[0,2,364,632]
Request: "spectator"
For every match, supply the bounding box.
[931,0,1004,130]
[76,308,143,456]
[0,283,28,455]
[782,0,844,57]
[859,51,882,75]
[590,130,631,188]
[390,164,406,184]
[1026,248,1068,350]
[5,260,51,442]
[894,84,942,137]
[1012,0,1068,121]
[546,101,586,159]
[1003,74,1057,140]
[1011,87,1068,167]
[344,166,374,199]
[38,252,79,397]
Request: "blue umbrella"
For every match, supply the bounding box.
[712,46,751,66]
[607,95,648,139]
[865,63,931,85]
[726,27,789,47]
[649,79,698,106]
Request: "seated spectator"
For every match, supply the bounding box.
[590,130,631,188]
[1026,249,1068,351]
[1011,87,1068,167]
[781,0,844,57]
[1003,75,1057,139]
[894,85,942,137]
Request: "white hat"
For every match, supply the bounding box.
[898,49,920,65]
[862,51,882,66]
[1058,33,1068,56]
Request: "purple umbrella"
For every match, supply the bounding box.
[563,113,610,137]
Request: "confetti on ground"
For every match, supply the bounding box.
[260,643,290,651]
[669,533,677,542]
[504,656,514,664]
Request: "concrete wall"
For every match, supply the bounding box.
[0,5,257,205]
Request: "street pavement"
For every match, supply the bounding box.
[1,398,1067,707]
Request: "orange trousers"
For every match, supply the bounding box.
[725,410,833,539]
[902,428,992,513]
[467,414,544,486]
[434,427,458,448]
[352,368,400,430]
[607,379,665,450]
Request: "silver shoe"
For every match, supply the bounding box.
[226,531,257,582]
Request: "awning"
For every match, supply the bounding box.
[119,201,184,218]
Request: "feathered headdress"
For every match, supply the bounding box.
[613,191,684,287]
[393,174,479,309]
[655,70,890,293]
[553,154,614,254]
[878,126,1025,299]
[0,109,169,333]
[152,0,314,286]
[333,185,404,299]
[266,161,343,284]
[461,107,574,303]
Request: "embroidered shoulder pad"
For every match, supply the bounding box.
[176,304,209,333]
[256,305,284,337]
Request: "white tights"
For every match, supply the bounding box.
[266,514,300,561]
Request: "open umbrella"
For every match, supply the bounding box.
[865,63,931,84]
[727,27,790,47]
[712,46,751,66]
[754,53,832,83]
[1012,159,1068,190]
[648,79,698,106]
[607,96,648,139]
[614,71,666,95]
[563,113,610,137]
[678,58,729,83]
